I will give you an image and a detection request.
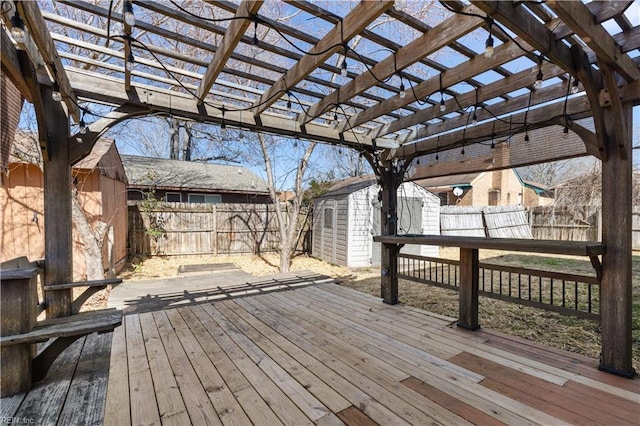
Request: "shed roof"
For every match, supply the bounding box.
[319,175,378,198]
[121,155,268,194]
[415,172,484,190]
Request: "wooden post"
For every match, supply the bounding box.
[599,102,635,377]
[380,161,399,304]
[1,268,39,396]
[42,86,73,318]
[458,248,480,330]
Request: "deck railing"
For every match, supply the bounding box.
[398,253,600,321]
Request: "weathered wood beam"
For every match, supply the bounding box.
[375,61,564,140]
[122,1,133,91]
[195,0,264,103]
[390,95,591,159]
[41,85,73,318]
[615,26,640,54]
[600,102,634,377]
[301,4,485,125]
[571,45,607,161]
[252,0,393,116]
[1,27,32,102]
[600,63,629,159]
[472,1,575,75]
[66,68,399,150]
[546,1,640,83]
[17,1,80,122]
[69,104,149,164]
[343,38,528,133]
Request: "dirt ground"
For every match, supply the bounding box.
[110,249,638,372]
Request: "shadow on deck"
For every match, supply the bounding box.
[3,271,639,425]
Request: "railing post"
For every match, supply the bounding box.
[458,247,480,330]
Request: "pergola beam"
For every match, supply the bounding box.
[66,68,398,150]
[17,1,80,122]
[301,4,485,125]
[546,0,640,83]
[195,0,264,104]
[252,0,393,116]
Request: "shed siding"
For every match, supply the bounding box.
[347,186,377,267]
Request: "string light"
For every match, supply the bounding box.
[484,19,494,58]
[123,1,136,27]
[524,132,530,142]
[563,126,569,139]
[286,92,292,111]
[472,107,478,125]
[571,78,580,95]
[252,19,259,46]
[534,56,544,90]
[398,74,406,99]
[79,111,87,134]
[126,51,135,71]
[439,94,446,112]
[51,82,62,102]
[10,11,26,43]
[220,106,228,137]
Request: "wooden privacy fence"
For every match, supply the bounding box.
[530,205,640,250]
[128,202,308,256]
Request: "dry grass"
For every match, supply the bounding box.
[118,249,639,372]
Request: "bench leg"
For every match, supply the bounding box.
[458,248,480,331]
[32,335,83,382]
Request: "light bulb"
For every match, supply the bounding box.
[399,82,406,99]
[563,127,569,139]
[252,20,258,46]
[52,83,62,102]
[484,36,494,58]
[461,146,465,155]
[10,13,25,44]
[439,99,446,112]
[472,111,477,126]
[435,152,439,161]
[287,99,292,111]
[79,118,87,134]
[534,71,543,90]
[123,1,136,27]
[570,80,580,94]
[126,52,135,71]
[239,131,244,140]
[340,59,348,77]
[524,133,530,142]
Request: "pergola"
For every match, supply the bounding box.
[1,0,638,378]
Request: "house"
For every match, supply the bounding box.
[416,169,552,207]
[1,132,128,279]
[312,175,440,267]
[122,155,271,204]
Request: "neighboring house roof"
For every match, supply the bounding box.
[122,155,269,194]
[415,172,484,190]
[6,131,127,184]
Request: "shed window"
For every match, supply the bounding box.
[166,192,181,202]
[324,208,334,229]
[188,193,221,204]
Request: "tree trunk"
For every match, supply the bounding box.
[71,191,106,281]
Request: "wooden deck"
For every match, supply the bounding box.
[3,271,638,425]
[104,273,638,425]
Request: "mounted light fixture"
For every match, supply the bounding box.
[484,19,494,58]
[123,0,136,27]
[10,11,26,43]
[51,82,62,102]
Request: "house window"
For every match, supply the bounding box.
[166,192,181,202]
[324,208,334,229]
[188,193,222,204]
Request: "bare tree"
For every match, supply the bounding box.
[257,133,316,272]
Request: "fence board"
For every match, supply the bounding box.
[440,206,485,237]
[483,206,532,239]
[128,202,307,256]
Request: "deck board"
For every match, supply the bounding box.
[5,273,638,425]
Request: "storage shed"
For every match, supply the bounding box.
[312,176,440,267]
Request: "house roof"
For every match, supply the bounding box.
[121,155,269,194]
[319,175,378,198]
[7,131,126,183]
[414,172,484,190]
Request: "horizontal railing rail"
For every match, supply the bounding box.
[398,253,600,321]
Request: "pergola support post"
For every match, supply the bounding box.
[42,86,73,319]
[599,102,635,378]
[380,160,400,304]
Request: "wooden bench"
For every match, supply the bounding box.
[373,234,605,330]
[44,277,122,314]
[0,266,122,396]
